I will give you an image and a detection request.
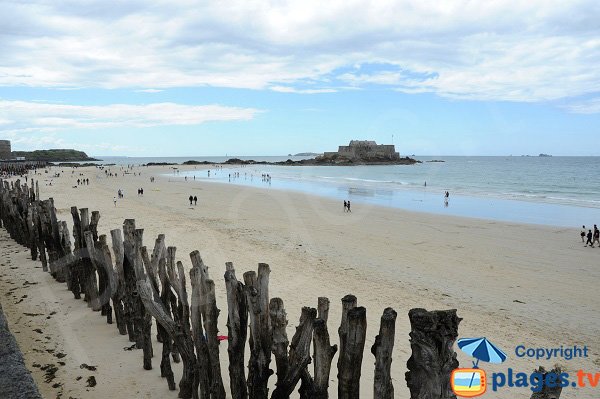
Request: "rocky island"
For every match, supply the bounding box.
[216,140,419,166]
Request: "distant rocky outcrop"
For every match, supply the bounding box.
[12,149,99,162]
[294,152,321,157]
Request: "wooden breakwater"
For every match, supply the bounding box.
[0,176,468,399]
[0,161,47,177]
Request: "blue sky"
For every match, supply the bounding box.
[1,1,599,156]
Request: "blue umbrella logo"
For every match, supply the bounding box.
[457,337,507,389]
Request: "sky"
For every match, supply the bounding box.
[1,0,599,156]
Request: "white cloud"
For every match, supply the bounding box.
[0,0,599,105]
[562,98,600,114]
[0,100,261,133]
[270,86,337,94]
[135,89,164,93]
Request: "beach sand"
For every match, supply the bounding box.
[1,164,598,398]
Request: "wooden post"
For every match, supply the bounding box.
[338,307,367,399]
[405,308,461,399]
[337,294,357,378]
[97,236,115,324]
[133,228,153,371]
[313,297,337,399]
[371,307,397,399]
[224,262,248,399]
[123,219,140,344]
[157,256,177,391]
[83,231,101,311]
[70,206,83,298]
[530,367,563,399]
[189,250,226,399]
[244,263,273,399]
[271,306,317,399]
[110,229,128,336]
[137,279,198,399]
[269,298,289,395]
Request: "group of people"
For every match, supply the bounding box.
[581,225,599,247]
[188,195,198,206]
[343,200,351,212]
[77,178,90,185]
[137,188,144,196]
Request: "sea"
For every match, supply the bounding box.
[95,156,600,227]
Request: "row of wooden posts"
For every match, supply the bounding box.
[0,176,557,399]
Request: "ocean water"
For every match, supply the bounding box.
[107,155,600,227]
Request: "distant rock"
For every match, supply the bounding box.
[182,160,212,165]
[294,152,321,156]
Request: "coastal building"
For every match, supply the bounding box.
[322,140,400,161]
[0,140,11,160]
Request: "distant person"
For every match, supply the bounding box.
[585,230,594,247]
[189,195,193,206]
[581,225,586,243]
[113,196,117,207]
[594,225,599,247]
[424,181,427,187]
[194,196,197,205]
[347,200,351,212]
[343,200,347,212]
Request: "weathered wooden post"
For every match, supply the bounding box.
[530,367,563,399]
[224,262,248,399]
[157,256,177,391]
[137,278,198,399]
[271,306,317,399]
[189,250,226,399]
[83,231,101,311]
[371,307,397,399]
[405,308,461,399]
[133,228,153,371]
[244,264,273,399]
[313,297,337,399]
[123,220,140,343]
[338,306,367,399]
[110,228,128,336]
[70,206,83,298]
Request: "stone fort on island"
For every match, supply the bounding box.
[321,140,401,162]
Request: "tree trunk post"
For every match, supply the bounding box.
[224,262,248,399]
[313,297,337,399]
[244,263,273,399]
[371,307,397,399]
[338,306,367,399]
[405,308,462,399]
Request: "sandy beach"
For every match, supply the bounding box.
[1,163,599,399]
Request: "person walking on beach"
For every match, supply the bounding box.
[193,196,197,206]
[347,200,351,212]
[189,195,193,206]
[581,225,586,242]
[343,200,347,212]
[585,229,594,247]
[594,225,599,247]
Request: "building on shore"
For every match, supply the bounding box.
[321,140,401,162]
[0,140,11,161]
